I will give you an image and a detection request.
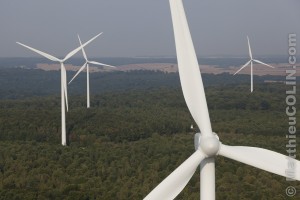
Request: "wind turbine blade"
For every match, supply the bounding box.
[89,61,116,68]
[247,36,253,60]
[78,35,88,61]
[234,60,251,75]
[61,64,68,111]
[68,62,87,84]
[144,150,205,200]
[219,144,300,180]
[169,0,212,137]
[63,32,103,62]
[253,59,274,68]
[16,42,60,62]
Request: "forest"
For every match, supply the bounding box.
[0,68,299,199]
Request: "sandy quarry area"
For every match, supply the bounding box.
[36,62,299,76]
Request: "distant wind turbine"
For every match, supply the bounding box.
[234,36,274,92]
[68,34,115,108]
[16,33,102,146]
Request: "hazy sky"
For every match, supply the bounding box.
[0,0,299,58]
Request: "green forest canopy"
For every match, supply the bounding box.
[0,69,299,199]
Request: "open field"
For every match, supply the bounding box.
[36,62,299,76]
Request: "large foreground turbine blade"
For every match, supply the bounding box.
[89,61,116,68]
[16,42,60,62]
[78,35,88,61]
[170,0,212,137]
[247,36,253,60]
[219,144,300,180]
[63,32,103,62]
[234,60,251,75]
[144,150,205,200]
[68,62,87,84]
[253,59,274,69]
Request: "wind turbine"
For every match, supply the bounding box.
[234,36,274,92]
[68,34,115,108]
[16,33,102,146]
[144,0,300,199]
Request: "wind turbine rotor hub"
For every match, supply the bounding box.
[200,135,220,157]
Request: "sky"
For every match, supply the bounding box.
[0,0,299,58]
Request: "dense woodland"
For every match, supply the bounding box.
[0,68,299,199]
[0,68,284,99]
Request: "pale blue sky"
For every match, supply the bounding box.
[0,0,299,58]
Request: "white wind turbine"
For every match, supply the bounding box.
[144,0,300,200]
[68,35,115,108]
[234,36,274,92]
[16,33,102,146]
